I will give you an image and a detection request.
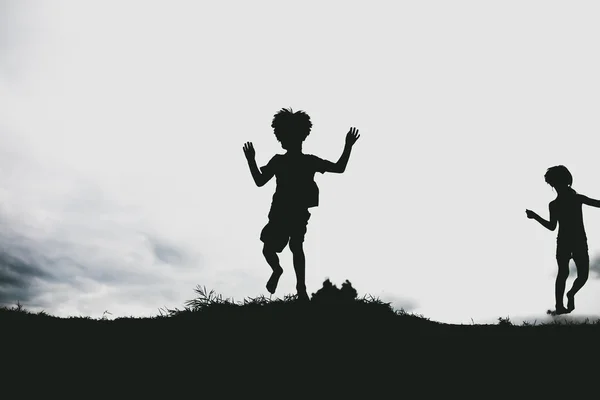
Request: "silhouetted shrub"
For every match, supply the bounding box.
[311,279,358,304]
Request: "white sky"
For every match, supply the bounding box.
[2,0,600,324]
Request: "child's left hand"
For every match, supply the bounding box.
[345,127,360,147]
[525,209,536,219]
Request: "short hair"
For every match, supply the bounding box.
[271,108,312,142]
[545,165,573,188]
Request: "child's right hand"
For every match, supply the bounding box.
[525,209,536,219]
[243,142,256,160]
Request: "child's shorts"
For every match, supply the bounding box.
[260,207,311,253]
[556,238,589,263]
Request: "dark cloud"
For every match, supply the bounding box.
[147,236,186,265]
[0,231,84,307]
[0,251,53,284]
[0,249,54,305]
[36,252,152,287]
[0,202,204,312]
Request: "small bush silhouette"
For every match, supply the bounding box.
[311,279,358,304]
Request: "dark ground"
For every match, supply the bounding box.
[1,281,596,396]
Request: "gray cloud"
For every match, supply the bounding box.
[0,251,52,286]
[590,256,600,277]
[0,128,207,316]
[0,201,205,314]
[568,253,600,278]
[0,251,45,304]
[378,294,418,313]
[146,236,188,266]
[0,220,205,308]
[0,213,60,306]
[0,229,89,307]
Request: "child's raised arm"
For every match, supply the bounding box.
[322,127,360,173]
[579,194,600,208]
[243,142,274,187]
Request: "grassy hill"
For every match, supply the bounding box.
[2,279,598,394]
[4,278,599,340]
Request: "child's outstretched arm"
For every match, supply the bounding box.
[324,127,360,173]
[243,142,274,187]
[526,204,557,231]
[579,194,600,208]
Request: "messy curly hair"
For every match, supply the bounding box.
[271,108,312,143]
[545,165,573,189]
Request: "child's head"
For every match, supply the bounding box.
[271,108,312,147]
[545,165,573,190]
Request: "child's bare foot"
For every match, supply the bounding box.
[266,267,283,294]
[297,291,309,302]
[547,305,569,316]
[567,293,575,312]
[296,284,309,302]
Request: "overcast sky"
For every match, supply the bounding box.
[2,1,600,324]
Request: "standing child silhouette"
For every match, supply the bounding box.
[243,108,360,300]
[526,165,600,315]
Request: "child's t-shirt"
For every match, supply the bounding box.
[552,191,588,242]
[260,153,331,210]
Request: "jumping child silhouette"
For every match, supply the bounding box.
[243,108,360,300]
[526,165,600,315]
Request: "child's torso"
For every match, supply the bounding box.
[554,193,587,242]
[272,154,319,209]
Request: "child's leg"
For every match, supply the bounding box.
[567,251,590,311]
[555,256,570,311]
[288,210,310,299]
[260,217,288,294]
[289,239,308,299]
[263,243,283,294]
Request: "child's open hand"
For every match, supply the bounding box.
[243,142,256,161]
[345,127,360,147]
[525,209,536,219]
